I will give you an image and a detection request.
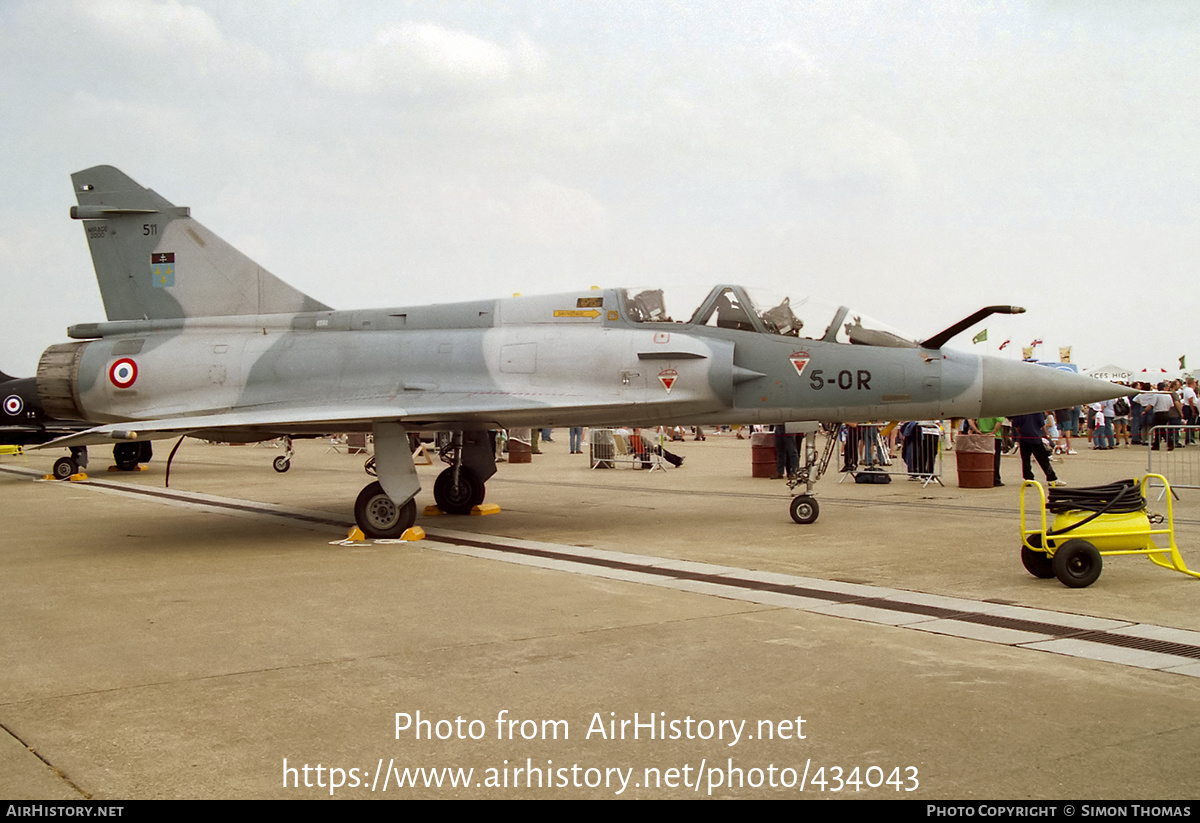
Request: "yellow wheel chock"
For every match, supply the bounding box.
[1020,474,1200,588]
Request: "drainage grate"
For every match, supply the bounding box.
[428,534,1200,664]
[1068,630,1200,660]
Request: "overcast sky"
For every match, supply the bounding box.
[2,0,1197,376]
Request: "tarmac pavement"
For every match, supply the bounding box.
[1,432,1198,799]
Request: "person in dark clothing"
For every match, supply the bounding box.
[1011,412,1059,484]
[841,424,861,473]
[774,424,800,479]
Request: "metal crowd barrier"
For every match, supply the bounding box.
[836,423,943,488]
[588,428,667,471]
[1146,425,1200,491]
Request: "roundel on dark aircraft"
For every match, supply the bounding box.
[3,394,21,415]
[109,358,138,389]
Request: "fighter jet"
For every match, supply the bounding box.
[2,368,151,477]
[34,165,1124,536]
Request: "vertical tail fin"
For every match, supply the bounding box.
[70,165,330,320]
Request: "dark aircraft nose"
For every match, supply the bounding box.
[979,356,1127,417]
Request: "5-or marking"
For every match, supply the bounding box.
[808,369,871,391]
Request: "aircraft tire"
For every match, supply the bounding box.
[273,456,291,473]
[113,442,141,472]
[433,467,485,515]
[1052,539,1102,588]
[789,494,819,525]
[355,481,417,538]
[1021,545,1055,579]
[53,456,78,480]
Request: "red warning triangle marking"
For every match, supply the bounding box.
[658,368,678,393]
[790,352,810,377]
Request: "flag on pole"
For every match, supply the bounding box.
[1059,346,1072,363]
[972,329,988,344]
[999,339,1010,351]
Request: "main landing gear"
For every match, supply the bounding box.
[272,436,295,473]
[432,432,491,514]
[113,441,153,471]
[53,446,88,479]
[52,442,153,479]
[352,427,498,538]
[433,466,485,514]
[355,481,418,538]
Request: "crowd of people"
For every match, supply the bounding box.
[1041,378,1196,453]
[526,379,1197,486]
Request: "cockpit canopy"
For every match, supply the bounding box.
[621,285,919,349]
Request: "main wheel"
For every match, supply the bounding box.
[789,494,820,524]
[113,442,140,472]
[433,467,485,514]
[53,456,78,480]
[1052,539,1102,588]
[273,455,291,473]
[354,481,417,538]
[1021,545,1055,579]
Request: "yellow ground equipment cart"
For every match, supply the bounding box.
[1020,475,1200,588]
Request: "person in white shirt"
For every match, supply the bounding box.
[1182,378,1197,445]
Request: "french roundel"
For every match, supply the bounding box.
[109,358,138,389]
[3,394,21,415]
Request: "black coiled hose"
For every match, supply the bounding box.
[1046,479,1145,537]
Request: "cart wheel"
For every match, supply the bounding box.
[1021,545,1055,579]
[273,455,291,473]
[1052,539,1102,588]
[789,495,819,524]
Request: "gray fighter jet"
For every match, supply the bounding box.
[35,166,1123,536]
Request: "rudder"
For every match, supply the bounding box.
[70,165,330,320]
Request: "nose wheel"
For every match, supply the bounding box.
[789,494,820,525]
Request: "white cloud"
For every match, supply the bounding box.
[73,0,223,52]
[512,178,609,245]
[432,175,607,248]
[68,0,276,85]
[307,22,543,97]
[818,115,920,192]
[759,40,827,79]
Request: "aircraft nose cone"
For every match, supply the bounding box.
[980,357,1127,417]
